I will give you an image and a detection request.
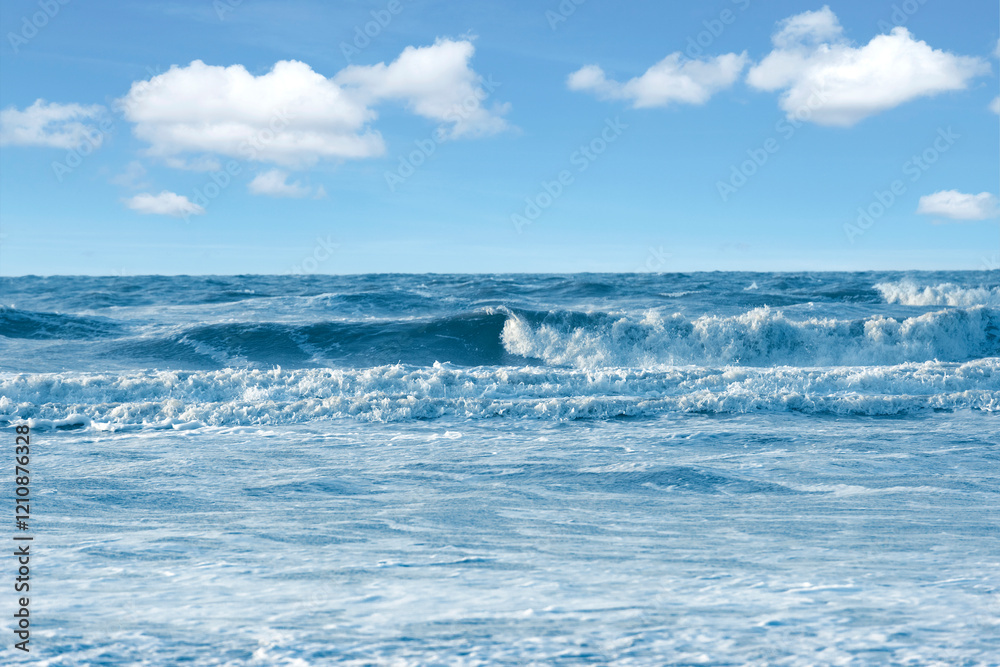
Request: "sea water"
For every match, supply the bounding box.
[1,272,998,665]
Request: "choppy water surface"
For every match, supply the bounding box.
[1,272,998,664]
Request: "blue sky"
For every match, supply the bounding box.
[0,0,997,275]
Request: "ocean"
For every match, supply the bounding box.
[1,271,998,665]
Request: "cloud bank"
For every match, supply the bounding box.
[0,100,106,149]
[567,53,747,108]
[118,39,507,168]
[335,39,509,138]
[126,191,205,217]
[747,6,990,126]
[917,190,998,221]
[248,169,315,198]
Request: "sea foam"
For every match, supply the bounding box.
[501,305,1000,368]
[2,359,997,428]
[874,280,1000,307]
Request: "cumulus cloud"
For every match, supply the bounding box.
[126,191,205,217]
[917,190,999,221]
[118,39,506,168]
[567,52,747,108]
[991,96,1000,114]
[0,99,106,149]
[335,38,509,138]
[771,5,843,48]
[747,6,990,126]
[248,169,314,198]
[119,59,378,167]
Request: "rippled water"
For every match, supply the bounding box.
[1,272,998,664]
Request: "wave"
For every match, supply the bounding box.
[114,311,520,368]
[5,303,999,370]
[2,359,998,428]
[0,306,123,340]
[502,306,1000,368]
[875,281,1000,307]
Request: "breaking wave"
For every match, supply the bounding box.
[2,359,997,428]
[5,305,999,370]
[875,281,1000,307]
[4,274,998,427]
[501,306,1000,368]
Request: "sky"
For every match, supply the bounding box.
[0,0,997,275]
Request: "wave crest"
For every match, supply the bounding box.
[875,281,1000,307]
[2,359,997,428]
[0,306,122,340]
[501,306,1000,368]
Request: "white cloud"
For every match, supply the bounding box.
[118,39,506,168]
[120,59,377,167]
[990,96,1000,114]
[126,191,205,218]
[917,190,999,221]
[164,156,222,172]
[0,99,106,149]
[567,52,747,108]
[771,5,843,49]
[248,169,314,198]
[335,38,509,138]
[747,6,990,126]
